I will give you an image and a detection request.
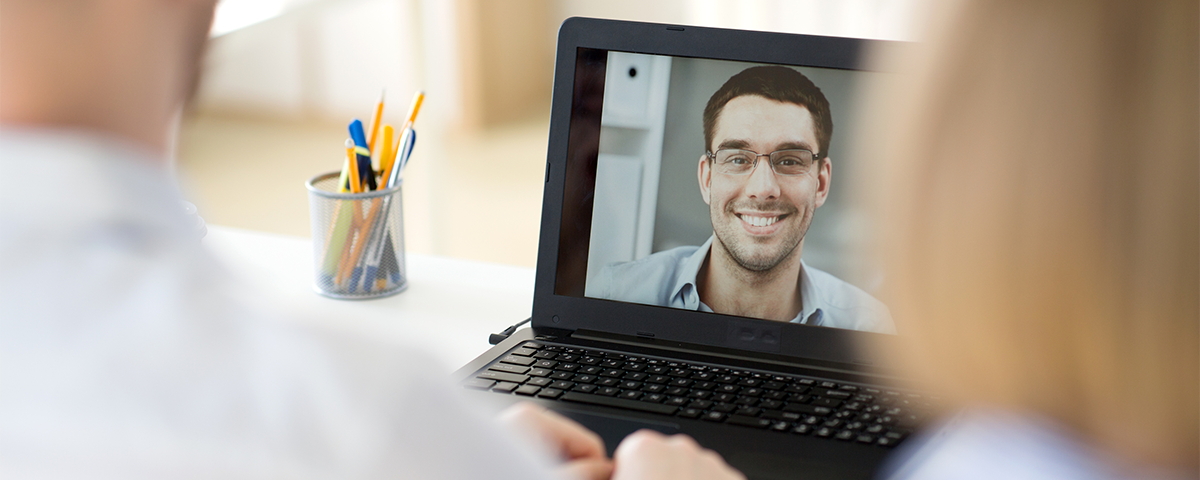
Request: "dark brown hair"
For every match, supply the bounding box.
[702,66,833,160]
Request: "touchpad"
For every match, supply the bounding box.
[727,452,874,480]
[558,410,680,456]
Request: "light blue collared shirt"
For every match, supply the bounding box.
[880,409,1177,480]
[588,236,896,334]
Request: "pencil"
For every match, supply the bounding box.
[320,198,355,279]
[338,197,384,287]
[403,91,425,131]
[344,139,362,193]
[381,91,424,188]
[335,200,365,289]
[367,90,385,160]
[379,125,395,184]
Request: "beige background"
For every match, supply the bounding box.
[179,0,921,267]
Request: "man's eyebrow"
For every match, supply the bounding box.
[716,139,750,150]
[777,141,816,152]
[715,139,818,153]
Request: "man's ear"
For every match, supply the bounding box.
[698,155,712,205]
[814,157,832,208]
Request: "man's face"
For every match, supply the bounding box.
[698,95,831,272]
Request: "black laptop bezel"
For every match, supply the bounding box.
[534,17,903,370]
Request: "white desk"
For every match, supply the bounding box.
[202,225,535,371]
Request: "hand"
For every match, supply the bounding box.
[498,402,613,480]
[612,430,746,480]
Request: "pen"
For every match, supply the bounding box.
[363,128,415,287]
[349,119,376,191]
[337,158,351,193]
[385,128,416,189]
[382,233,402,284]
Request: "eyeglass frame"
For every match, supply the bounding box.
[704,148,824,177]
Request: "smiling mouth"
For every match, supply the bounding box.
[737,213,787,227]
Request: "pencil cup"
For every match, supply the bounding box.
[307,171,407,299]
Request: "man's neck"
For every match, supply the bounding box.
[0,0,211,160]
[696,238,804,322]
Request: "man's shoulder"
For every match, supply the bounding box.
[804,263,896,334]
[805,265,879,307]
[591,246,702,305]
[602,245,700,278]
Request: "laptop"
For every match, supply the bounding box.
[455,17,924,480]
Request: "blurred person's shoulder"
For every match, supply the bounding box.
[0,129,471,477]
[880,409,1190,480]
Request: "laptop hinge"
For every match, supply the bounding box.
[568,329,903,383]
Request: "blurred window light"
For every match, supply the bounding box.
[211,0,289,37]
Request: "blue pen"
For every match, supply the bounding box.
[348,266,363,292]
[382,234,402,284]
[355,128,412,292]
[360,128,417,290]
[385,128,417,189]
[348,119,377,191]
[362,253,380,292]
[398,130,417,179]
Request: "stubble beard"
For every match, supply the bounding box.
[710,198,811,273]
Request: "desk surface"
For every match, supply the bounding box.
[203,225,535,371]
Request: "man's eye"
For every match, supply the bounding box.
[725,155,752,165]
[774,154,808,167]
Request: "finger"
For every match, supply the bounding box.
[613,429,666,459]
[701,448,746,480]
[527,406,607,460]
[501,402,607,460]
[558,457,614,480]
[665,433,701,450]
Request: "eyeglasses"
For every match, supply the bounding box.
[705,148,819,177]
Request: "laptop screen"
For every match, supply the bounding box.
[554,47,896,336]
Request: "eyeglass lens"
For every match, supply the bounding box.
[714,149,814,176]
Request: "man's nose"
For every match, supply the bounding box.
[745,159,781,199]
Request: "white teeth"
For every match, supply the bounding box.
[741,215,779,227]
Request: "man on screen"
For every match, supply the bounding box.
[593,66,894,334]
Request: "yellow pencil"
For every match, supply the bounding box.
[402,91,425,132]
[379,91,425,187]
[367,90,385,159]
[344,138,362,194]
[379,125,395,184]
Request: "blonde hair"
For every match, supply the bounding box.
[865,0,1198,470]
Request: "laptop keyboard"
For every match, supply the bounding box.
[464,341,933,448]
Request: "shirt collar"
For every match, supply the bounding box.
[796,260,826,326]
[670,235,825,325]
[670,236,714,311]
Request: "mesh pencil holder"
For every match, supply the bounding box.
[307,171,407,299]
